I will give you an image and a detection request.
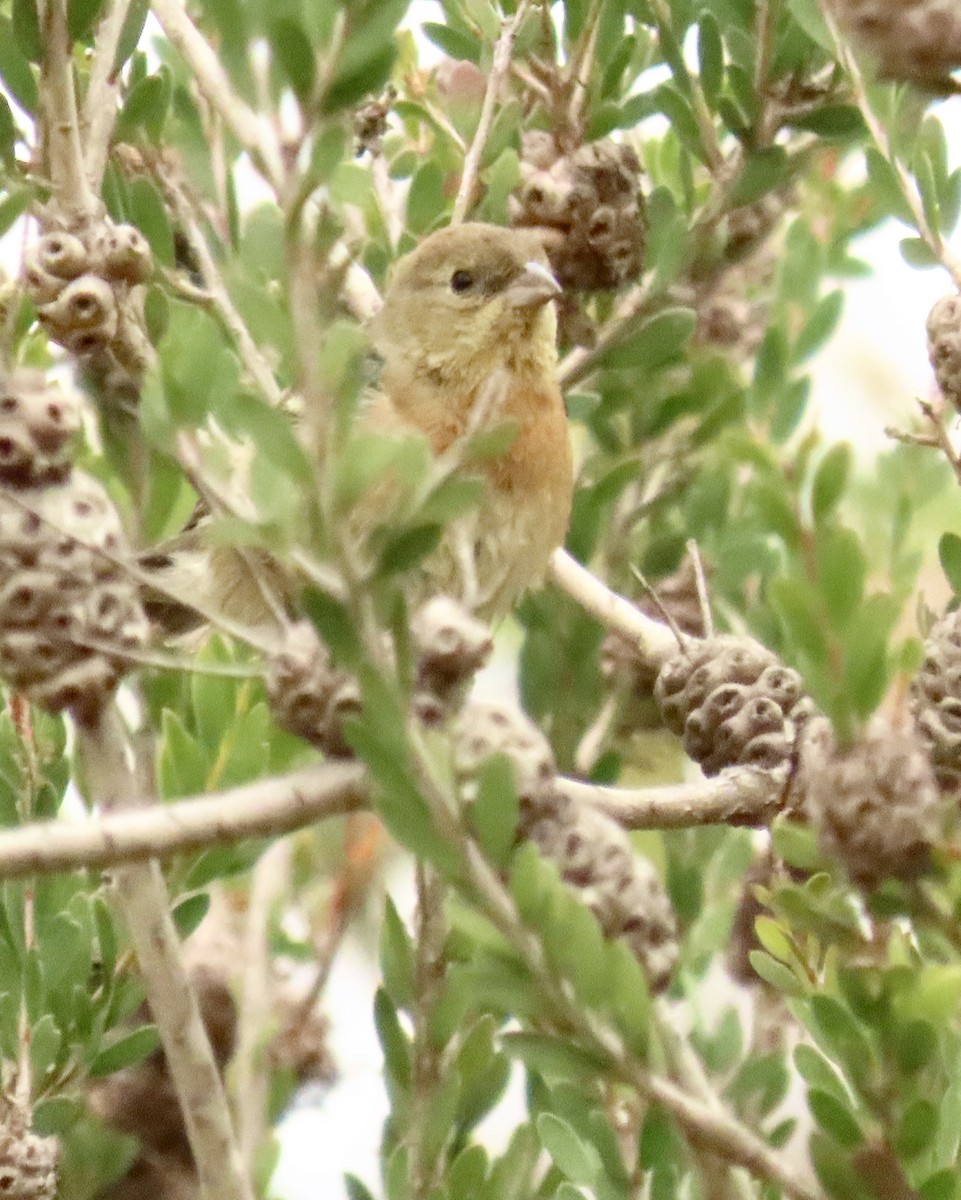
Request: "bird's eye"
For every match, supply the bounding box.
[450,269,475,293]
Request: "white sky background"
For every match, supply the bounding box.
[4,4,961,1197]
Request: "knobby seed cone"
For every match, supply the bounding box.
[523,799,679,992]
[268,599,491,751]
[22,212,153,403]
[511,137,645,291]
[411,596,493,716]
[452,697,557,809]
[451,698,678,989]
[0,371,147,722]
[911,607,961,794]
[265,622,360,757]
[927,294,961,412]
[0,1121,57,1200]
[800,716,946,889]
[654,635,816,776]
[724,193,786,261]
[827,0,961,86]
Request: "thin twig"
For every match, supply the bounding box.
[78,706,256,1200]
[82,0,134,190]
[558,279,657,389]
[557,767,787,830]
[409,865,449,1197]
[233,840,292,1173]
[402,720,824,1200]
[450,0,531,225]
[686,539,714,639]
[0,760,368,880]
[820,2,961,291]
[648,0,724,172]
[11,698,36,1114]
[549,548,679,665]
[654,1000,759,1200]
[563,0,603,142]
[149,0,284,191]
[158,167,286,409]
[40,0,96,212]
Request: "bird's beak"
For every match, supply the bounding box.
[505,260,562,309]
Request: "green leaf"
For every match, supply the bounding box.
[730,147,788,206]
[697,14,723,108]
[172,892,211,938]
[447,1145,488,1200]
[747,950,805,997]
[600,308,696,372]
[754,917,792,963]
[865,148,913,224]
[769,576,828,662]
[373,987,411,1091]
[795,290,844,361]
[794,1044,851,1105]
[751,325,788,409]
[406,160,447,233]
[0,17,38,111]
[900,237,940,269]
[421,21,482,64]
[116,71,172,143]
[158,710,208,799]
[816,526,866,626]
[344,1176,377,1200]
[128,176,175,267]
[503,1033,608,1083]
[812,444,852,523]
[29,1014,62,1080]
[939,532,961,595]
[0,188,33,239]
[380,897,415,1010]
[894,1019,937,1073]
[12,0,41,63]
[0,96,15,167]
[113,0,149,72]
[536,1113,603,1187]
[302,587,362,667]
[93,896,118,980]
[784,0,831,47]
[215,392,313,485]
[920,1170,959,1200]
[90,1025,161,1076]
[322,42,397,114]
[787,105,866,140]
[897,1098,938,1159]
[910,964,961,1025]
[270,19,316,104]
[468,756,519,869]
[808,1089,863,1148]
[69,0,107,40]
[378,523,443,575]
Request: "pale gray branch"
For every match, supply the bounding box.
[40,0,96,212]
[549,548,679,666]
[79,707,256,1200]
[450,0,530,225]
[82,0,133,190]
[150,0,284,191]
[0,760,368,880]
[560,766,787,830]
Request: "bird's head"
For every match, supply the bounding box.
[372,223,561,392]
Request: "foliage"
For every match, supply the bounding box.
[1,0,961,1199]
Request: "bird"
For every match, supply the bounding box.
[144,222,574,630]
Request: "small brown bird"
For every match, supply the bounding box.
[148,223,573,628]
[366,222,573,617]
